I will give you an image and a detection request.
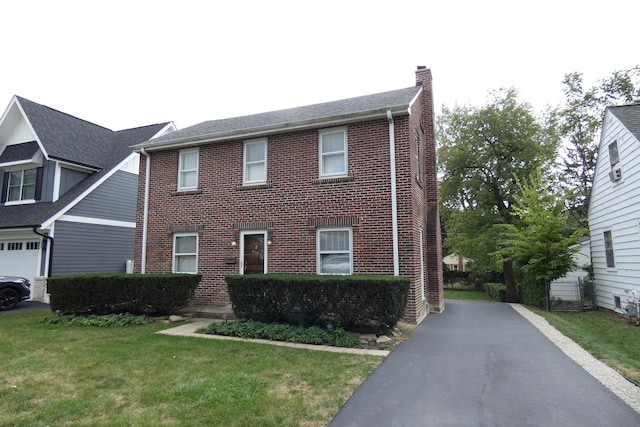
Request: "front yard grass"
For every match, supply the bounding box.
[444,288,492,301]
[529,307,640,385]
[1,309,382,427]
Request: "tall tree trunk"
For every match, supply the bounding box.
[503,260,519,303]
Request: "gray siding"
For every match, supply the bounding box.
[52,221,134,276]
[59,167,89,196]
[40,160,56,202]
[66,170,138,222]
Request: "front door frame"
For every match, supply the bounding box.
[239,230,268,274]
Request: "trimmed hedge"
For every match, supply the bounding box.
[226,274,409,327]
[47,273,201,315]
[484,282,507,302]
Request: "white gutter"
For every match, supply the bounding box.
[387,110,400,276]
[140,147,151,274]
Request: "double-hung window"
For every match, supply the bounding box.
[7,169,37,202]
[178,149,199,190]
[243,139,267,184]
[173,233,198,273]
[317,228,352,275]
[608,141,619,166]
[604,230,615,268]
[319,128,347,177]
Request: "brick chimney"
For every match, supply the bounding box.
[415,65,444,313]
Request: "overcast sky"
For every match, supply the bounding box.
[2,0,638,131]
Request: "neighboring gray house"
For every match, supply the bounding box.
[588,103,640,313]
[0,96,174,301]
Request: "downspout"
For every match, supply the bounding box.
[32,226,53,277]
[140,147,151,274]
[387,110,400,276]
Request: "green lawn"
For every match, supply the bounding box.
[528,307,640,384]
[0,309,382,427]
[444,288,492,301]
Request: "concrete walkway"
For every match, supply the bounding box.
[328,300,640,427]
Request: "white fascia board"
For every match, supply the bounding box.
[40,152,139,229]
[150,122,177,140]
[58,214,135,228]
[132,107,410,152]
[407,86,423,111]
[13,98,50,160]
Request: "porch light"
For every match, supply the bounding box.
[230,236,238,247]
[267,234,273,245]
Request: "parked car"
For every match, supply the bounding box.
[0,276,31,310]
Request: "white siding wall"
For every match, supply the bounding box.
[550,239,591,301]
[588,110,640,312]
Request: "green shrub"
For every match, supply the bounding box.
[484,282,507,302]
[197,320,362,348]
[443,270,470,287]
[225,274,409,327]
[47,273,201,315]
[41,313,150,327]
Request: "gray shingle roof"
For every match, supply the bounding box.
[0,141,39,163]
[609,103,640,141]
[135,85,422,149]
[0,97,171,229]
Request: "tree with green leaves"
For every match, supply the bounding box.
[438,88,559,302]
[557,66,640,229]
[496,170,586,306]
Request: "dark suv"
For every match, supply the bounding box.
[0,276,31,310]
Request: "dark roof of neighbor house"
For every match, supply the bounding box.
[0,97,171,229]
[609,103,640,141]
[0,141,39,163]
[133,85,423,150]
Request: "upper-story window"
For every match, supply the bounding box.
[7,169,37,203]
[243,139,267,185]
[608,141,619,166]
[319,128,347,178]
[178,148,199,190]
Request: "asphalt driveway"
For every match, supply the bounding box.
[329,300,640,427]
[0,301,50,314]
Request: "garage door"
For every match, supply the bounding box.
[0,239,40,291]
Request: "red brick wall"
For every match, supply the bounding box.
[134,70,443,322]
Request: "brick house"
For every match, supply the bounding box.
[132,67,443,323]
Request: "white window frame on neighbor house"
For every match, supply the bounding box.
[6,168,37,205]
[319,128,347,178]
[178,148,199,191]
[173,233,198,274]
[317,227,352,275]
[608,140,619,166]
[603,230,615,268]
[243,139,267,185]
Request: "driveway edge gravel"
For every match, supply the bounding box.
[510,303,640,414]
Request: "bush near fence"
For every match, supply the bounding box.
[484,282,507,302]
[47,273,201,315]
[226,274,409,327]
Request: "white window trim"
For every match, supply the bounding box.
[172,233,198,274]
[603,230,615,269]
[319,128,348,178]
[316,227,353,275]
[243,139,267,185]
[7,168,37,204]
[178,148,199,191]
